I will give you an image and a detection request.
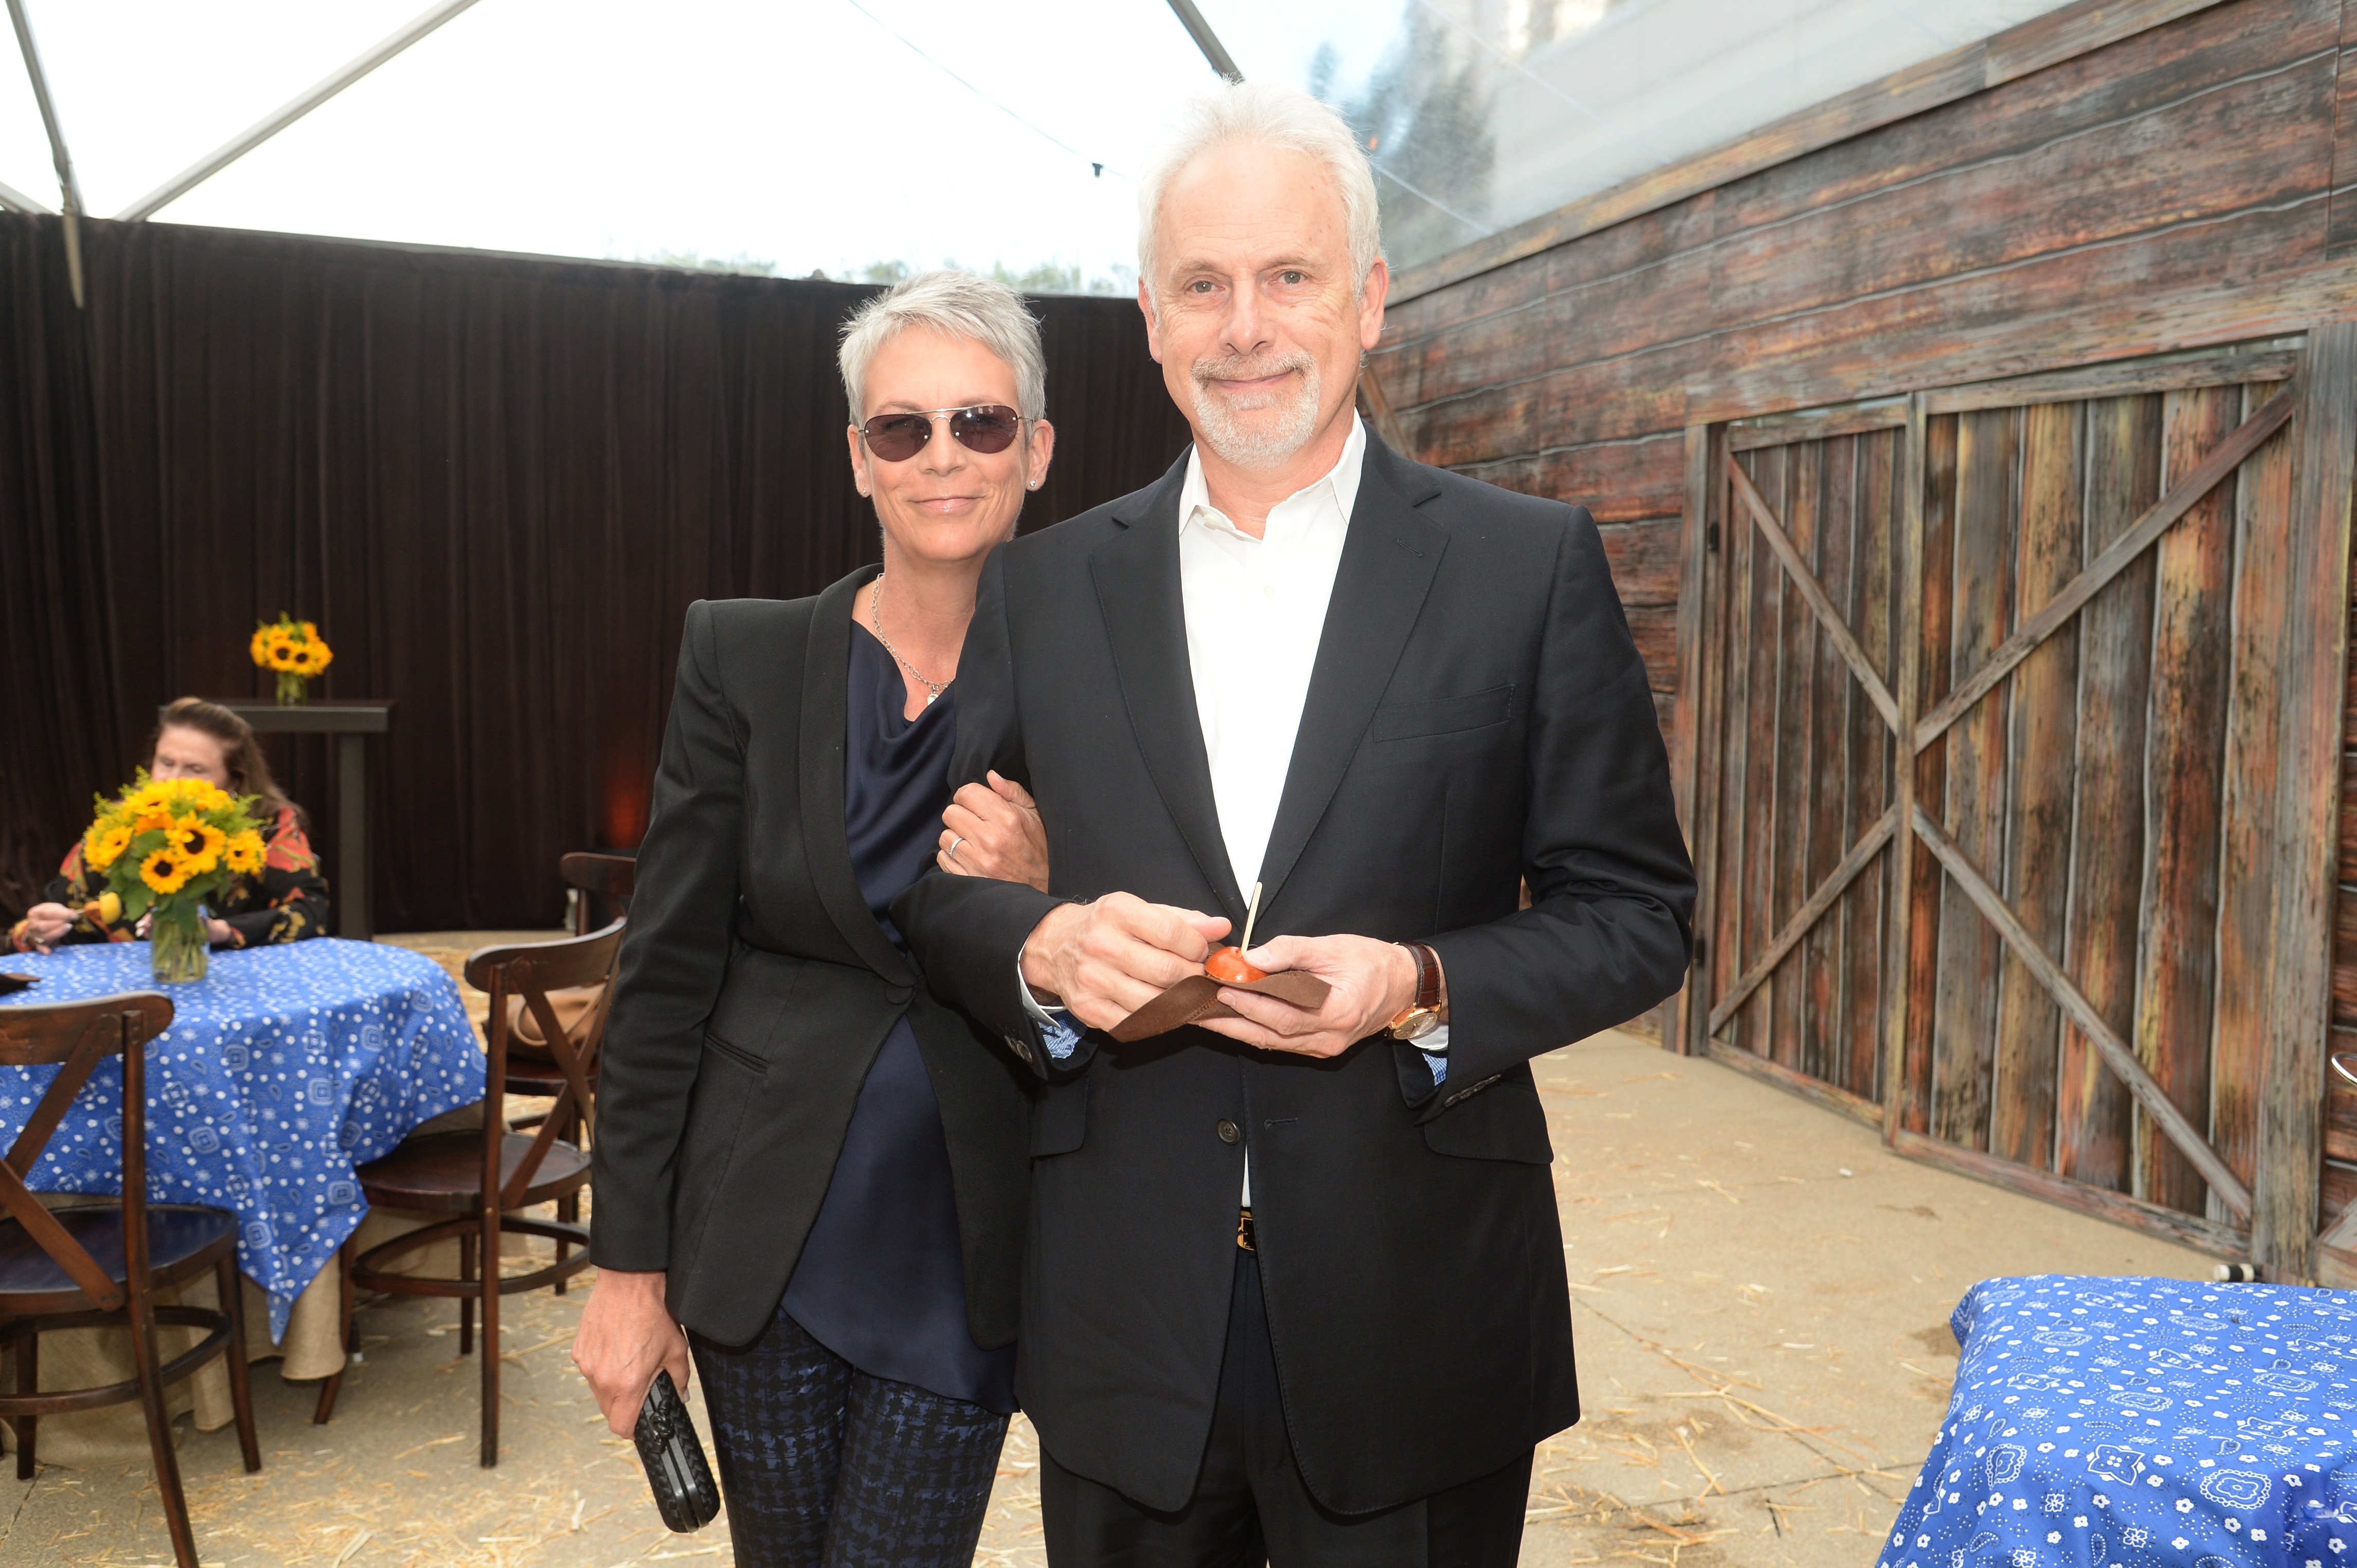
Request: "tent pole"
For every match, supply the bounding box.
[114,0,483,223]
[5,0,84,305]
[0,175,53,215]
[1164,0,1242,82]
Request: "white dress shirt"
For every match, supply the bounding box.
[1178,413,1365,900]
[1023,416,1444,1203]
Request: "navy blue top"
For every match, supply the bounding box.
[778,622,1016,1413]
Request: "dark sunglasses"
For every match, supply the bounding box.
[859,404,1023,463]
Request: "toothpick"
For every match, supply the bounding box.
[1239,881,1264,955]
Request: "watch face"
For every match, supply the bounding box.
[1392,1007,1440,1041]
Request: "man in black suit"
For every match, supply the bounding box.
[894,81,1695,1567]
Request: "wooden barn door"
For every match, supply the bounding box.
[1684,331,2357,1277]
[1692,412,1906,1122]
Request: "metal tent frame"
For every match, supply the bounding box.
[2,0,481,305]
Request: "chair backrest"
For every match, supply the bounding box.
[465,920,624,1209]
[560,853,636,936]
[0,992,174,1311]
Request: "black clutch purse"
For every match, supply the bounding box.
[633,1370,721,1533]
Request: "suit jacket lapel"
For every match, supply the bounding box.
[1255,438,1447,916]
[1090,455,1248,925]
[799,564,916,985]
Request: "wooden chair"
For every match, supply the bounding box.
[0,992,261,1568]
[561,852,635,936]
[515,867,628,1294]
[320,920,623,1464]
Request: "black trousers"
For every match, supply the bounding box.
[690,1302,1009,1568]
[1040,1248,1531,1568]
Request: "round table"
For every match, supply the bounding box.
[0,938,484,1337]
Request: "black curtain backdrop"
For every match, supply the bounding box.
[0,214,1193,931]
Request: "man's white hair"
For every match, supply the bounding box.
[837,269,1047,422]
[1137,81,1383,296]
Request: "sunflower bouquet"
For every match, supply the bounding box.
[80,772,269,982]
[250,614,333,705]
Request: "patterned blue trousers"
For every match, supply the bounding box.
[690,1303,1009,1568]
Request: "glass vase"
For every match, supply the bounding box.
[275,670,308,706]
[150,907,209,984]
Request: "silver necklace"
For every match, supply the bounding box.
[869,574,949,706]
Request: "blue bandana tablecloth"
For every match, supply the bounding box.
[1882,1275,2357,1568]
[0,938,483,1339]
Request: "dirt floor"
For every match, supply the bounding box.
[0,1010,2220,1568]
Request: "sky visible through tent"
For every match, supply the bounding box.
[0,0,2075,294]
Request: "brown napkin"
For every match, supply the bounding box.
[1110,969,1330,1043]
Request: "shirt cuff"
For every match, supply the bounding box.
[1016,960,1085,1060]
[1421,1024,1449,1083]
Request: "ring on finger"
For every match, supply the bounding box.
[947,835,965,860]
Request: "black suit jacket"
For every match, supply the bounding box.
[592,568,1033,1349]
[892,435,1696,1515]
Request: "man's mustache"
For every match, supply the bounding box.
[1191,353,1314,393]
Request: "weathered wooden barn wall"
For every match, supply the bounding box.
[1367,0,2357,1278]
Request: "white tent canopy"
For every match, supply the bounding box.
[0,0,2077,295]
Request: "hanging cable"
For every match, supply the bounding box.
[836,0,1126,180]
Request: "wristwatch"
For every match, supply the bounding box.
[1385,943,1446,1044]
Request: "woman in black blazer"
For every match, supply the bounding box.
[576,270,1058,1567]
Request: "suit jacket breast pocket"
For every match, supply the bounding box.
[1369,684,1514,746]
[1420,1068,1554,1164]
[1032,1080,1088,1157]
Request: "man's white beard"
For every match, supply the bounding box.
[1188,351,1323,470]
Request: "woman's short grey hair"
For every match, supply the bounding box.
[1137,81,1383,298]
[837,269,1047,423]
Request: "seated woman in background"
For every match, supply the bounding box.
[9,696,331,953]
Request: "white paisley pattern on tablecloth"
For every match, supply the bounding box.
[0,938,483,1339]
[1882,1275,2357,1568]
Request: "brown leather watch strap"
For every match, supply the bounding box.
[1408,943,1441,1010]
[1386,943,1444,1039]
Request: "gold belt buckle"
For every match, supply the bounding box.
[1236,1207,1255,1252]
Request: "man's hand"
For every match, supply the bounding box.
[17,902,74,952]
[1198,935,1418,1059]
[1020,892,1229,1032]
[572,1269,691,1436]
[939,771,1050,892]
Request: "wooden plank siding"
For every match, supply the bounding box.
[2132,386,2242,1212]
[2251,324,2357,1277]
[1988,401,2082,1173]
[1931,410,2020,1150]
[1379,1,2345,448]
[1383,0,2357,1268]
[2055,396,2163,1195]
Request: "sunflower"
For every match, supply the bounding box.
[140,848,194,895]
[300,620,319,639]
[166,819,226,873]
[224,831,266,876]
[126,780,172,814]
[132,808,176,837]
[310,638,333,670]
[85,822,134,870]
[249,627,270,666]
[285,641,319,673]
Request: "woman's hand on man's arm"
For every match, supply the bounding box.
[573,1269,692,1436]
[938,770,1050,891]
